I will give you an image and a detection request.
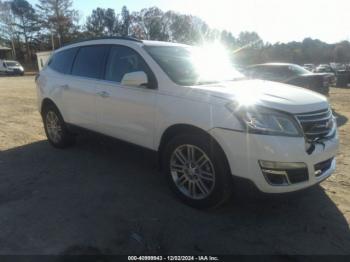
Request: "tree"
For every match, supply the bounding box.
[237,31,264,49]
[130,7,169,40]
[220,30,236,48]
[120,6,130,36]
[163,11,207,44]
[85,8,105,37]
[104,8,120,35]
[86,8,120,37]
[36,0,79,47]
[2,3,350,67]
[333,41,350,63]
[0,0,17,58]
[11,0,39,61]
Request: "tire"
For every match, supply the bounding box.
[162,134,233,209]
[336,74,347,87]
[42,104,75,148]
[321,86,329,96]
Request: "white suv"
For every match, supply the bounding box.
[36,37,339,208]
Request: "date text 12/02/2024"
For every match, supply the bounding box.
[128,256,220,261]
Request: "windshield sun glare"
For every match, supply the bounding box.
[145,43,243,86]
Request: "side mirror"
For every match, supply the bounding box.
[121,71,148,88]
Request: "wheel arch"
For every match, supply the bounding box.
[40,98,59,116]
[157,124,231,173]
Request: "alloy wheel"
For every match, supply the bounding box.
[170,144,216,200]
[46,111,63,143]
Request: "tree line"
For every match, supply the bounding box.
[0,0,349,67]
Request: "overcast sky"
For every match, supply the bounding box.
[28,0,350,44]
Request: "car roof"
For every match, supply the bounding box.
[248,63,295,68]
[57,37,190,53]
[257,63,294,66]
[142,40,189,47]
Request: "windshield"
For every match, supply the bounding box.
[6,61,20,67]
[144,45,244,86]
[289,64,311,75]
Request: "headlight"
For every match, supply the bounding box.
[226,103,302,137]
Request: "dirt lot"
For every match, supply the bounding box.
[0,76,349,255]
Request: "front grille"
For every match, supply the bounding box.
[296,108,334,140]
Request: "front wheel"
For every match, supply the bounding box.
[163,134,233,209]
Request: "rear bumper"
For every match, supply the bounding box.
[210,128,339,193]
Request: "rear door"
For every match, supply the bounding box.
[45,47,78,120]
[64,45,110,131]
[95,45,157,149]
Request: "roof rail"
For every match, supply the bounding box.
[63,36,143,47]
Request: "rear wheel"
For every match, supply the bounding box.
[42,104,75,148]
[163,134,233,209]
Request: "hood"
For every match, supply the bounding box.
[302,72,334,77]
[191,79,329,114]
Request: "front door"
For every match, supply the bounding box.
[95,45,157,149]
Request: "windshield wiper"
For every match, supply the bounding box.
[196,80,220,85]
[194,76,247,85]
[229,76,247,81]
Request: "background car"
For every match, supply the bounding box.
[316,63,349,87]
[244,63,332,95]
[316,64,332,72]
[0,60,25,76]
[303,64,315,72]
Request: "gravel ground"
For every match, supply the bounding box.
[0,76,349,255]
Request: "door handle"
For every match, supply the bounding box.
[60,84,70,90]
[97,91,110,98]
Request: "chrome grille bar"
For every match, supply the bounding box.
[295,108,334,140]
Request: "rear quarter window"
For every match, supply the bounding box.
[49,48,78,74]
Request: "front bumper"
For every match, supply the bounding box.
[210,128,339,193]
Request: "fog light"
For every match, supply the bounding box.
[261,169,290,186]
[259,161,308,186]
[259,161,306,170]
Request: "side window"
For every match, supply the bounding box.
[280,67,295,78]
[264,67,278,76]
[263,67,285,80]
[105,46,150,83]
[245,68,256,78]
[72,45,109,79]
[49,48,78,74]
[254,67,271,78]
